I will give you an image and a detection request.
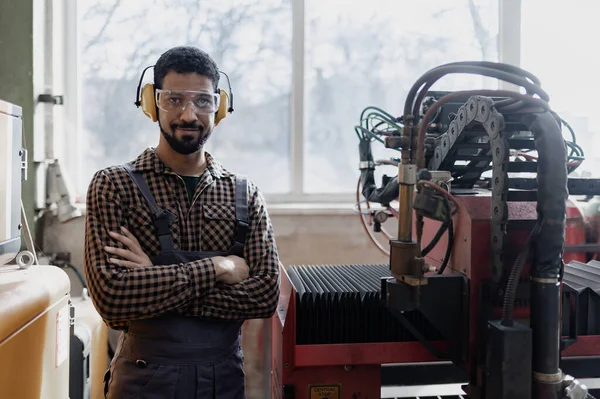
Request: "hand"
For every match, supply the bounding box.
[104,226,153,268]
[213,255,249,285]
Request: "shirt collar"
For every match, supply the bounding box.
[130,147,230,179]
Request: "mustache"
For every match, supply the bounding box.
[171,122,203,131]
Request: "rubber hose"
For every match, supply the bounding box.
[432,60,543,85]
[411,68,542,119]
[422,218,449,256]
[405,63,548,117]
[437,198,453,275]
[501,223,540,326]
[528,112,568,278]
[358,139,399,205]
[407,61,545,115]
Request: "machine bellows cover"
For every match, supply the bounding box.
[562,260,600,336]
[286,264,442,345]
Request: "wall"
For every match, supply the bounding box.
[0,0,37,236]
[272,212,389,266]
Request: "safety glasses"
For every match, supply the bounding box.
[155,89,220,114]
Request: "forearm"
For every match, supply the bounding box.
[201,272,279,320]
[84,243,216,323]
[201,223,280,320]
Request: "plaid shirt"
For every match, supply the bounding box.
[84,148,280,331]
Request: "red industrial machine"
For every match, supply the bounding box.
[271,62,600,399]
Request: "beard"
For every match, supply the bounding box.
[159,120,213,155]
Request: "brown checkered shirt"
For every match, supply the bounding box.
[84,148,280,331]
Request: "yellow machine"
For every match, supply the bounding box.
[0,99,107,399]
[0,265,72,399]
[0,99,72,398]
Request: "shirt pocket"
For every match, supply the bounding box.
[201,203,237,252]
[124,206,180,255]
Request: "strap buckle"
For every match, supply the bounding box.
[153,210,172,236]
[235,220,249,244]
[229,220,249,257]
[152,210,177,252]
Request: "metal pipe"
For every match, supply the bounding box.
[397,164,417,242]
[531,279,563,399]
[531,279,561,374]
[398,184,414,241]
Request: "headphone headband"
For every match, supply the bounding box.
[134,65,234,112]
[135,65,155,107]
[219,70,234,113]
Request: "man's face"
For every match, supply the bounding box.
[157,72,216,155]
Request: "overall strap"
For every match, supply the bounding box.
[122,163,176,252]
[229,176,249,257]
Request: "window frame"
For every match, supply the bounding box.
[55,0,520,206]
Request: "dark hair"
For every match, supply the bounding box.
[154,46,220,91]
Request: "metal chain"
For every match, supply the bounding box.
[486,108,509,282]
[426,96,508,282]
[424,95,599,399]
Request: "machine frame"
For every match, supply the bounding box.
[272,62,600,399]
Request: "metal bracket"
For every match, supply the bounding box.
[68,299,76,336]
[563,374,589,399]
[20,148,27,182]
[37,94,64,105]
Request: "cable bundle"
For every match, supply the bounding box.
[354,61,584,256]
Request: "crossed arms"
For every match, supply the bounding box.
[83,170,280,331]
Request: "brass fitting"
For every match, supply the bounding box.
[397,164,417,242]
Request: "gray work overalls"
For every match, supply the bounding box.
[103,163,248,399]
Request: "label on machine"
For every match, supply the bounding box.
[309,384,341,398]
[55,304,69,368]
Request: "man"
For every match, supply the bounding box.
[84,46,280,398]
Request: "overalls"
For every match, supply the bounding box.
[103,163,249,399]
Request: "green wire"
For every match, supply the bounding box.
[360,106,399,123]
[355,125,384,143]
[361,115,402,133]
[363,112,403,131]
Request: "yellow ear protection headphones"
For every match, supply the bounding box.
[134,65,234,126]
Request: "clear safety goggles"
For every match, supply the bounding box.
[155,89,220,114]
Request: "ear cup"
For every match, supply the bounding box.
[140,83,157,122]
[215,89,229,126]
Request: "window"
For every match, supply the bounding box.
[65,0,502,203]
[304,0,499,194]
[76,0,292,196]
[521,0,598,176]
